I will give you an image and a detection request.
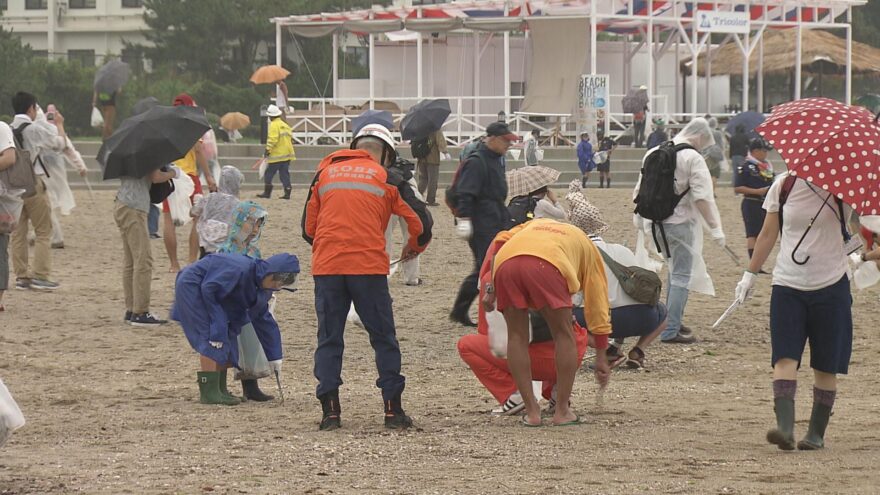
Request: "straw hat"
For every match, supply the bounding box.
[565,180,609,236]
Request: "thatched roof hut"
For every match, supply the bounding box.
[683,29,880,76]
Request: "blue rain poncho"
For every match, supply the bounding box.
[171,253,300,366]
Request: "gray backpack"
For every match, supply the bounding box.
[0,129,37,197]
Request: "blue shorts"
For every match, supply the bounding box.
[741,199,766,238]
[574,302,667,339]
[770,275,853,374]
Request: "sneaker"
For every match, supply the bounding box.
[124,311,133,322]
[678,325,694,337]
[30,279,60,291]
[491,394,525,416]
[14,279,30,290]
[661,333,696,344]
[149,233,161,240]
[130,312,168,327]
[51,242,64,249]
[384,411,413,430]
[404,278,423,286]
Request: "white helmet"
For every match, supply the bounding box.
[352,123,396,151]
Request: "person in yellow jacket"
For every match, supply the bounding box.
[258,105,295,200]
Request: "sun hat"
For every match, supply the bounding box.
[566,180,609,236]
[266,105,282,117]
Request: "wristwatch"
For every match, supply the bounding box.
[485,283,495,294]
[862,253,868,262]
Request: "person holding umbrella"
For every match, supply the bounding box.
[93,60,130,141]
[734,98,866,451]
[257,104,294,200]
[99,101,212,325]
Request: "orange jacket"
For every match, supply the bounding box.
[302,149,431,275]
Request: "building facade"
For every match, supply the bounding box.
[0,0,147,67]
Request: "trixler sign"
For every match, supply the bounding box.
[696,11,750,34]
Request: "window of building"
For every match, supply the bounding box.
[341,46,369,79]
[0,0,7,11]
[122,0,143,7]
[69,0,96,7]
[68,49,96,67]
[25,0,48,9]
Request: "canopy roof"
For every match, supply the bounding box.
[685,28,880,76]
[274,0,864,37]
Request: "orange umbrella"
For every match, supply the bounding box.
[250,65,290,84]
[220,112,251,131]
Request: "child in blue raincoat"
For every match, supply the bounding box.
[576,132,595,187]
[172,250,299,405]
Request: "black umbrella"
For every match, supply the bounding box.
[99,105,210,180]
[94,60,131,95]
[131,96,160,117]
[621,87,649,113]
[352,109,393,136]
[400,99,451,141]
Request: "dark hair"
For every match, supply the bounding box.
[530,186,548,196]
[12,92,36,115]
[531,129,540,137]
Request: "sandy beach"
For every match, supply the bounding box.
[2,187,879,494]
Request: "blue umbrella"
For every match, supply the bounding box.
[725,111,765,138]
[352,109,393,135]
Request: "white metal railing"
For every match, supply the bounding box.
[280,94,727,146]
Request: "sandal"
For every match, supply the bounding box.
[625,347,645,369]
[552,414,582,427]
[521,415,542,427]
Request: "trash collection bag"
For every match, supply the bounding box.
[167,174,195,227]
[0,188,25,234]
[91,106,104,128]
[236,323,271,380]
[0,378,25,449]
[854,260,880,290]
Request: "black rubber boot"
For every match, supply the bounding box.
[319,391,342,431]
[766,397,796,450]
[256,184,273,199]
[384,395,413,430]
[449,286,478,327]
[281,187,292,200]
[242,379,274,402]
[798,403,832,450]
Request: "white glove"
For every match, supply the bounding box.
[735,271,757,304]
[168,165,183,179]
[456,218,473,240]
[850,252,865,268]
[268,359,282,374]
[441,152,452,161]
[209,341,223,349]
[709,226,726,248]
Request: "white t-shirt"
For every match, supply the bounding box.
[634,138,716,225]
[0,122,13,152]
[763,172,849,291]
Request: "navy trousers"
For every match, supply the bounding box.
[264,160,291,189]
[313,274,405,401]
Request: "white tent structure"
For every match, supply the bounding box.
[271,0,864,145]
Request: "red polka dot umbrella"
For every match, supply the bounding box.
[756,97,880,216]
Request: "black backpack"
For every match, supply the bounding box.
[149,165,175,203]
[506,195,539,228]
[411,136,432,159]
[444,150,486,217]
[633,140,695,256]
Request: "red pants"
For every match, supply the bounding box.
[457,328,589,405]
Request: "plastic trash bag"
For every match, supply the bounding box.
[508,148,521,160]
[236,323,271,380]
[258,159,268,181]
[535,149,545,161]
[0,378,25,448]
[634,229,664,273]
[487,309,534,358]
[0,187,25,234]
[90,106,104,128]
[854,260,880,290]
[167,174,195,227]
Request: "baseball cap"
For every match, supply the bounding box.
[173,93,196,107]
[486,122,521,141]
[749,138,772,151]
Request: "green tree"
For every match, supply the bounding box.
[852,0,880,49]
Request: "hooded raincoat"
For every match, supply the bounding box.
[192,166,244,252]
[633,118,724,296]
[172,253,299,366]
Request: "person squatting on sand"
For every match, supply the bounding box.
[736,170,854,451]
[191,166,245,258]
[172,253,299,405]
[302,124,432,431]
[481,218,612,426]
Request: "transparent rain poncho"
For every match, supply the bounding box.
[218,200,267,258]
[192,166,245,252]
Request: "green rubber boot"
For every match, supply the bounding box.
[218,369,240,402]
[197,371,240,405]
[766,397,795,450]
[797,403,832,450]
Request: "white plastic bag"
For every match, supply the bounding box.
[236,323,271,380]
[0,378,25,448]
[258,158,268,181]
[486,310,509,358]
[854,260,880,290]
[90,106,104,128]
[508,148,521,160]
[167,174,195,227]
[535,149,545,161]
[0,188,25,234]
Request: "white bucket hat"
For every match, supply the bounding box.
[266,105,282,117]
